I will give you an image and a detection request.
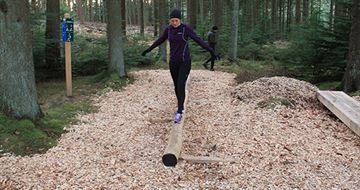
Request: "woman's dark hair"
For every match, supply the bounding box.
[212,26,218,30]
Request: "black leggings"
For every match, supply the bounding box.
[169,60,191,113]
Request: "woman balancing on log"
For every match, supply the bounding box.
[141,9,216,123]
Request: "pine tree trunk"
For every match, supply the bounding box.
[253,0,260,28]
[334,0,345,33]
[106,0,126,77]
[158,0,167,62]
[329,0,334,30]
[343,0,360,92]
[199,0,204,24]
[76,0,83,23]
[45,0,61,78]
[295,0,301,24]
[272,0,278,32]
[213,0,222,29]
[89,0,93,21]
[131,0,136,25]
[302,0,308,22]
[280,0,285,37]
[188,0,197,29]
[140,0,144,35]
[83,0,87,21]
[0,0,42,119]
[287,0,292,32]
[228,0,239,61]
[250,0,254,30]
[121,0,126,35]
[203,0,209,18]
[154,0,158,36]
[95,0,99,22]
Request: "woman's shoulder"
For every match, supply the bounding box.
[182,24,196,32]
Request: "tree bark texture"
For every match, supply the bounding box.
[0,0,42,119]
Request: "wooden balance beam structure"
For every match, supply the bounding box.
[162,75,191,167]
[317,90,360,136]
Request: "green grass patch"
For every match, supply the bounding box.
[350,90,360,97]
[316,81,342,90]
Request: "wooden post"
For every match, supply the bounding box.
[64,13,72,97]
[162,75,191,167]
[65,41,72,96]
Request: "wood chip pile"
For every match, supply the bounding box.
[0,70,359,189]
[354,96,360,102]
[234,76,319,108]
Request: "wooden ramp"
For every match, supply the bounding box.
[317,90,360,136]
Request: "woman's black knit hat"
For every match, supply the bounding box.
[170,9,181,19]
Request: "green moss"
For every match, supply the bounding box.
[1,72,130,156]
[257,97,294,110]
[0,114,53,155]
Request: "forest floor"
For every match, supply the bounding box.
[1,69,360,189]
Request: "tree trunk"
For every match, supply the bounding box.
[329,0,334,30]
[295,0,301,24]
[106,0,126,77]
[228,0,239,61]
[94,0,99,22]
[343,0,360,92]
[199,0,204,24]
[203,0,209,18]
[272,0,278,32]
[83,0,87,21]
[280,0,285,37]
[154,0,158,37]
[140,0,144,35]
[121,0,126,35]
[213,0,223,29]
[188,0,197,29]
[287,0,292,32]
[0,0,42,119]
[89,0,93,21]
[158,0,167,62]
[76,0,83,23]
[303,0,308,22]
[253,0,260,28]
[45,0,61,78]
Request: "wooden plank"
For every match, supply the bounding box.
[330,91,360,113]
[322,91,360,122]
[317,91,360,136]
[180,155,236,164]
[162,75,191,167]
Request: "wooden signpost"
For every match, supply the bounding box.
[62,13,74,97]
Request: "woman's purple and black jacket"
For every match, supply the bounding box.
[145,23,216,62]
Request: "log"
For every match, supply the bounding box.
[162,75,191,167]
[180,155,236,164]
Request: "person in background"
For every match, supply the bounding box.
[142,9,216,123]
[203,26,218,71]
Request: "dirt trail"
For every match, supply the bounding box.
[1,70,359,189]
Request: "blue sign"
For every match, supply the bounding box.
[62,18,74,42]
